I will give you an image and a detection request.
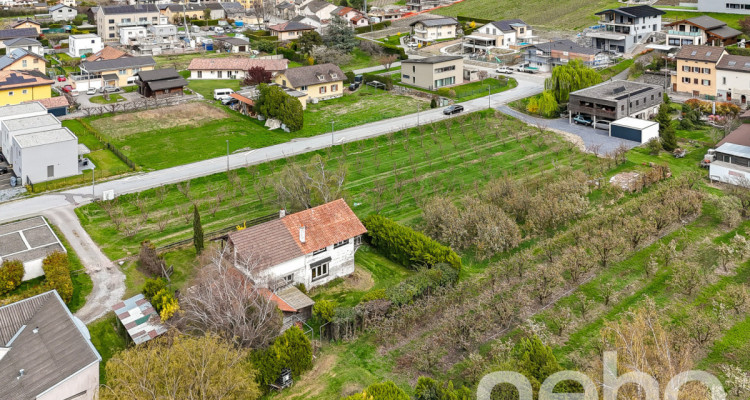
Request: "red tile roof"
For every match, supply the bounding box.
[227,199,366,268]
[28,96,69,109]
[88,46,128,61]
[187,57,288,71]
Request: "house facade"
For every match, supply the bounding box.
[10,20,41,35]
[97,4,160,42]
[80,55,156,87]
[269,21,316,41]
[0,49,46,74]
[69,34,103,57]
[587,5,664,54]
[226,199,367,289]
[666,16,741,47]
[464,19,532,52]
[697,0,750,14]
[134,68,187,98]
[0,28,38,49]
[49,4,77,21]
[0,291,101,400]
[523,39,607,73]
[568,80,663,125]
[188,57,289,80]
[401,55,462,90]
[674,44,725,97]
[0,70,52,106]
[410,17,458,44]
[717,54,750,104]
[5,38,43,56]
[274,63,344,101]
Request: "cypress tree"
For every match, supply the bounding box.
[655,103,672,135]
[661,122,677,152]
[193,204,204,254]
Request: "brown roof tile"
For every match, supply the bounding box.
[716,54,750,72]
[88,46,128,62]
[676,44,725,63]
[279,63,344,88]
[187,57,288,71]
[718,124,750,147]
[228,219,304,270]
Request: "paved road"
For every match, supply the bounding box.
[43,206,125,323]
[497,106,640,153]
[0,75,544,223]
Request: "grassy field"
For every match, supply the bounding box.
[340,48,381,72]
[89,94,125,104]
[187,78,241,99]
[434,0,621,30]
[661,10,746,29]
[74,86,428,170]
[396,77,516,101]
[87,313,129,385]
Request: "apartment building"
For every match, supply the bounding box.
[666,16,741,47]
[587,5,664,54]
[674,44,726,97]
[568,80,663,124]
[96,4,160,42]
[401,55,462,90]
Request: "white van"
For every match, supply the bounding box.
[213,88,234,100]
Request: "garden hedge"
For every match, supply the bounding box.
[190,19,220,26]
[362,215,462,272]
[42,252,73,303]
[386,263,459,306]
[0,259,24,295]
[354,20,391,34]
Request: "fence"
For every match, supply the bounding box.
[155,212,279,252]
[76,118,137,171]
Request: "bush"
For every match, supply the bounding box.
[142,277,167,300]
[386,263,459,307]
[313,299,336,322]
[251,326,313,390]
[343,381,410,400]
[42,252,73,303]
[295,282,307,294]
[354,20,391,34]
[0,259,24,295]
[152,288,179,321]
[645,138,661,155]
[190,19,220,26]
[255,40,276,53]
[361,288,386,302]
[363,214,462,272]
[256,84,304,131]
[345,71,356,84]
[139,240,164,277]
[363,73,393,90]
[430,97,437,108]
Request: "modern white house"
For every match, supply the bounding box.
[68,34,103,58]
[463,19,533,53]
[1,112,59,163]
[226,199,367,289]
[119,26,148,46]
[588,5,665,54]
[12,127,78,185]
[48,4,77,21]
[0,291,101,400]
[4,37,43,56]
[717,54,750,104]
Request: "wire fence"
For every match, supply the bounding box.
[154,212,278,252]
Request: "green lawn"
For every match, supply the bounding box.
[396,77,516,102]
[187,79,241,99]
[599,58,634,81]
[89,94,125,104]
[379,34,404,47]
[87,313,129,385]
[121,247,199,297]
[78,86,428,171]
[340,48,380,72]
[309,245,412,308]
[434,0,621,30]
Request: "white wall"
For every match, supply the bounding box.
[710,162,750,184]
[22,258,44,281]
[13,137,78,184]
[640,123,659,143]
[1,118,59,164]
[51,7,77,21]
[0,110,46,154]
[717,69,750,102]
[120,27,148,45]
[698,0,750,14]
[190,69,247,79]
[69,36,103,58]
[37,362,99,400]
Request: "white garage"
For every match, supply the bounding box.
[609,117,660,144]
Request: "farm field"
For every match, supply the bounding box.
[433,0,621,30]
[77,105,750,399]
[66,86,428,170]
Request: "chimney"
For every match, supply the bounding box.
[32,327,38,334]
[17,369,24,379]
[299,226,306,243]
[279,209,286,218]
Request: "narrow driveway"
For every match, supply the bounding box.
[43,206,125,323]
[497,105,640,153]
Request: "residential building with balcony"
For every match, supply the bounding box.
[96,4,160,42]
[698,0,750,14]
[406,0,441,12]
[666,16,741,47]
[409,17,458,44]
[401,55,462,90]
[524,39,608,73]
[587,5,664,54]
[463,19,533,53]
[568,80,663,126]
[717,54,750,104]
[674,44,725,97]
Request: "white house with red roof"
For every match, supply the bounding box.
[187,57,289,80]
[226,199,366,289]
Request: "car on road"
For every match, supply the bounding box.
[57,75,67,82]
[572,114,593,126]
[443,105,464,115]
[62,85,73,93]
[495,66,513,74]
[86,87,97,95]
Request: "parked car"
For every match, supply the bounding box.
[495,66,513,74]
[349,82,360,91]
[408,42,418,48]
[572,114,593,126]
[62,85,73,93]
[214,27,225,34]
[443,105,464,115]
[221,97,238,105]
[99,86,120,93]
[86,87,97,95]
[213,88,234,101]
[57,75,67,82]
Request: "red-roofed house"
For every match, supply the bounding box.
[335,6,368,27]
[226,199,366,289]
[187,57,289,80]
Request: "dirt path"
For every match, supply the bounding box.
[44,205,125,323]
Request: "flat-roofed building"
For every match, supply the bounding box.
[401,55,462,90]
[568,80,663,125]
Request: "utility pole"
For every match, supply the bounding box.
[226,140,229,174]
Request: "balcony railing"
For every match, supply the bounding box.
[667,30,701,36]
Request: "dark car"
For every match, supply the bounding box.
[221,97,238,106]
[348,82,360,91]
[443,105,464,115]
[573,114,593,126]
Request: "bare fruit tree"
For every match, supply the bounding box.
[172,247,282,349]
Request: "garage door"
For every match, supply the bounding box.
[611,125,641,142]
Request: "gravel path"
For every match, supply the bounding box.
[44,205,124,323]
